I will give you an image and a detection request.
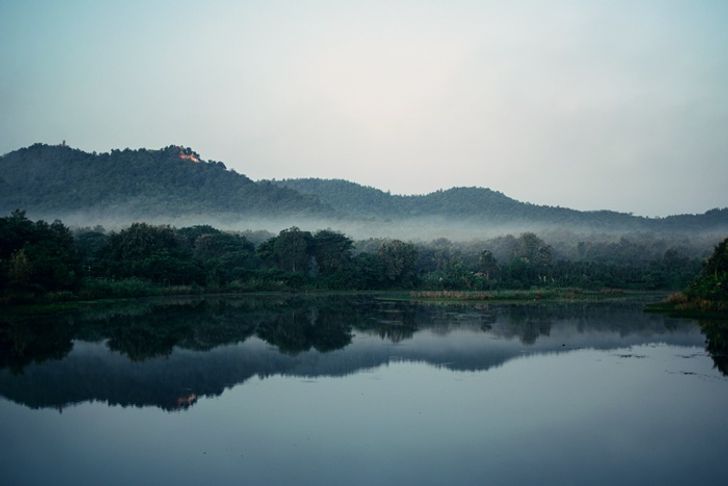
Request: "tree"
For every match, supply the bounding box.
[513,233,552,266]
[312,229,353,274]
[478,250,499,280]
[688,238,728,301]
[74,228,109,276]
[259,227,313,274]
[0,211,80,293]
[99,223,203,285]
[192,232,258,285]
[8,249,31,286]
[377,240,418,288]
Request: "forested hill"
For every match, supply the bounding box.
[1,144,726,232]
[0,144,331,218]
[271,178,728,231]
[273,178,561,219]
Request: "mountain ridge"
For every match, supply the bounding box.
[1,143,727,232]
[270,177,728,230]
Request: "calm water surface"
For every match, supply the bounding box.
[1,295,727,485]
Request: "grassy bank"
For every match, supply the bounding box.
[645,292,728,319]
[0,275,303,306]
[390,288,658,303]
[1,286,664,316]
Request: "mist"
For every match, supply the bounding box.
[36,207,722,261]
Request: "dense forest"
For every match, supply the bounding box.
[655,238,728,314]
[0,143,329,218]
[2,144,724,303]
[1,211,716,303]
[2,143,727,234]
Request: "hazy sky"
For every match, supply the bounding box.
[1,0,727,216]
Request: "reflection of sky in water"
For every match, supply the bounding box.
[1,299,727,485]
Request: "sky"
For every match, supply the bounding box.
[1,0,727,216]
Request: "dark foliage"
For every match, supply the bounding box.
[687,238,728,302]
[0,210,80,294]
[0,213,713,302]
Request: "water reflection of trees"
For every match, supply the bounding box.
[493,306,552,345]
[102,302,258,361]
[1,297,723,374]
[1,297,368,370]
[256,307,352,355]
[699,319,728,375]
[1,296,724,412]
[0,317,74,373]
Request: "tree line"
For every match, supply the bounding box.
[0,211,713,302]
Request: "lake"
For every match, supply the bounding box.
[1,294,727,485]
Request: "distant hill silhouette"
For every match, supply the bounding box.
[0,143,330,218]
[271,177,728,231]
[1,143,726,232]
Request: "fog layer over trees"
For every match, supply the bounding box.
[2,211,721,303]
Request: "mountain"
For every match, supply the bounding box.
[0,143,330,218]
[270,178,528,218]
[271,178,728,231]
[1,143,726,233]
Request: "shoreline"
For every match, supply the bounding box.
[2,288,672,316]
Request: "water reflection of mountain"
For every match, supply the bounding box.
[0,295,718,411]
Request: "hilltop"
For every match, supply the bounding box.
[0,143,330,219]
